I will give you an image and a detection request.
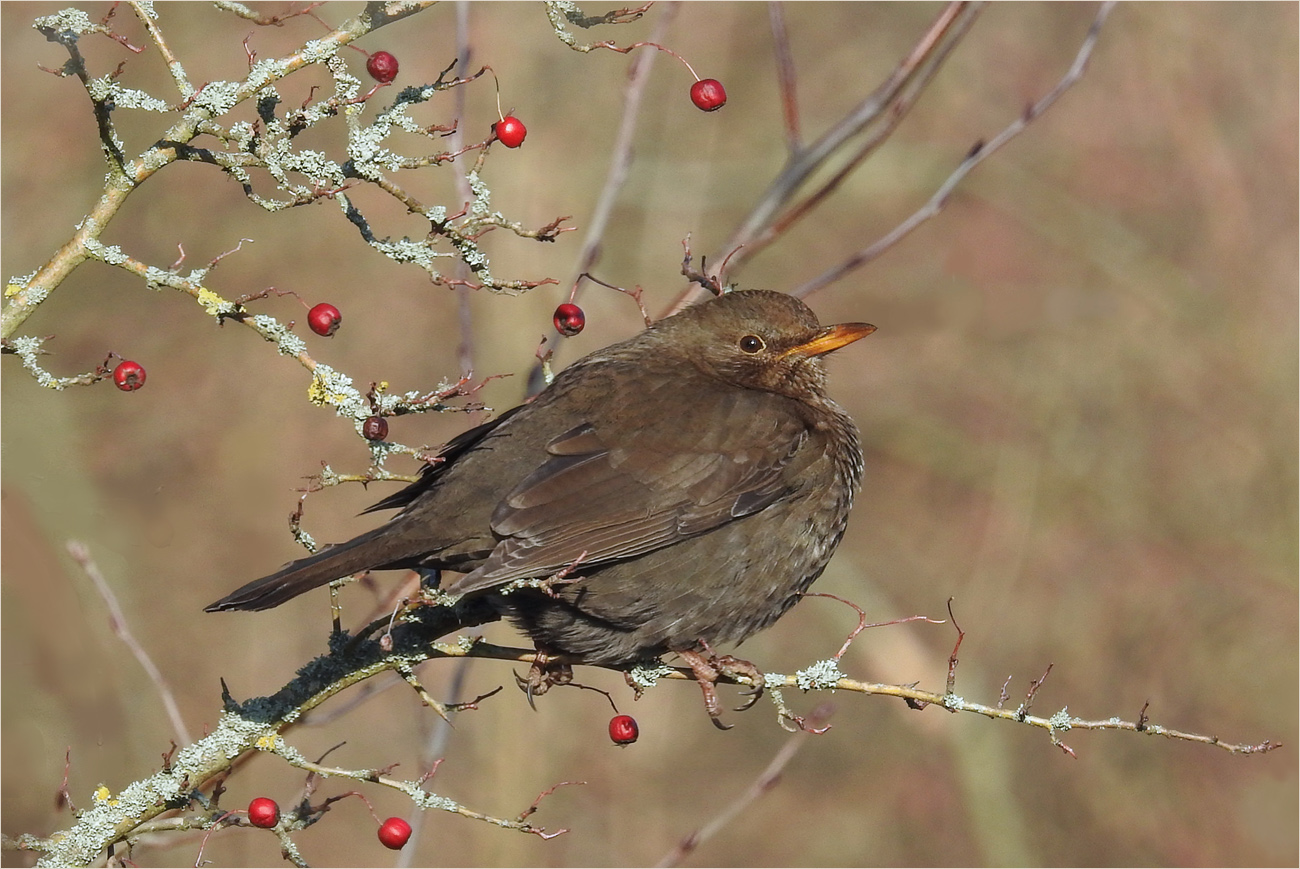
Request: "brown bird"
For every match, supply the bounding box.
[207,289,874,726]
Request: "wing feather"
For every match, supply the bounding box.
[445,386,810,595]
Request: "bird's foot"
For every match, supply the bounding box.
[677,648,767,730]
[514,649,573,710]
[725,655,768,712]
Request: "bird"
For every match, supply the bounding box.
[207,289,874,726]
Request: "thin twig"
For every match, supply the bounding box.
[426,641,1278,756]
[452,0,477,379]
[791,1,1115,298]
[527,4,678,385]
[725,0,976,255]
[745,4,980,270]
[944,597,965,695]
[656,703,835,866]
[129,1,192,96]
[664,1,982,315]
[399,655,476,866]
[567,4,678,289]
[66,541,192,744]
[395,654,476,868]
[768,1,801,153]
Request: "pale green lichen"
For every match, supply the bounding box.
[367,236,454,270]
[626,660,675,689]
[411,789,461,813]
[143,265,180,288]
[544,0,579,46]
[299,38,338,66]
[229,120,256,149]
[8,337,68,390]
[83,238,127,265]
[265,737,308,766]
[466,170,492,216]
[794,658,844,690]
[190,80,242,116]
[245,58,282,93]
[307,364,363,413]
[245,314,307,357]
[86,78,171,112]
[366,436,400,467]
[33,8,95,36]
[325,52,361,98]
[6,271,43,304]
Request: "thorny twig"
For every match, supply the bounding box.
[417,639,1279,756]
[802,591,944,660]
[945,597,965,696]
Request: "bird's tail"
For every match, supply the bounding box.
[205,526,405,612]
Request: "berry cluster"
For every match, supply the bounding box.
[244,798,412,850]
[357,45,724,157]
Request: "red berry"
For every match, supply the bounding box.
[247,797,280,828]
[362,416,389,441]
[112,360,146,391]
[553,303,585,337]
[608,714,639,745]
[307,303,342,337]
[494,115,527,148]
[366,51,399,83]
[377,816,412,850]
[690,78,726,112]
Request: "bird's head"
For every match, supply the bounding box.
[652,289,875,400]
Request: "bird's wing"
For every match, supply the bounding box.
[360,404,528,515]
[444,386,809,595]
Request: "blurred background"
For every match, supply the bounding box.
[3,2,1296,866]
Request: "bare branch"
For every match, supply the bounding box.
[663,1,984,315]
[525,4,678,388]
[792,0,1116,297]
[66,541,192,745]
[768,1,801,152]
[656,703,834,867]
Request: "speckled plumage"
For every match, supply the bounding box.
[208,290,872,673]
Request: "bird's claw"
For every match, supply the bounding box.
[719,654,766,712]
[678,648,766,729]
[514,649,572,710]
[734,685,764,713]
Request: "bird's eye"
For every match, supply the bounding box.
[739,334,765,354]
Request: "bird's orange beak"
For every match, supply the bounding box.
[788,322,877,358]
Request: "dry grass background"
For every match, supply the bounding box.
[2,2,1296,866]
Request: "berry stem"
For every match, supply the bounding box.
[483,64,506,121]
[593,40,701,80]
